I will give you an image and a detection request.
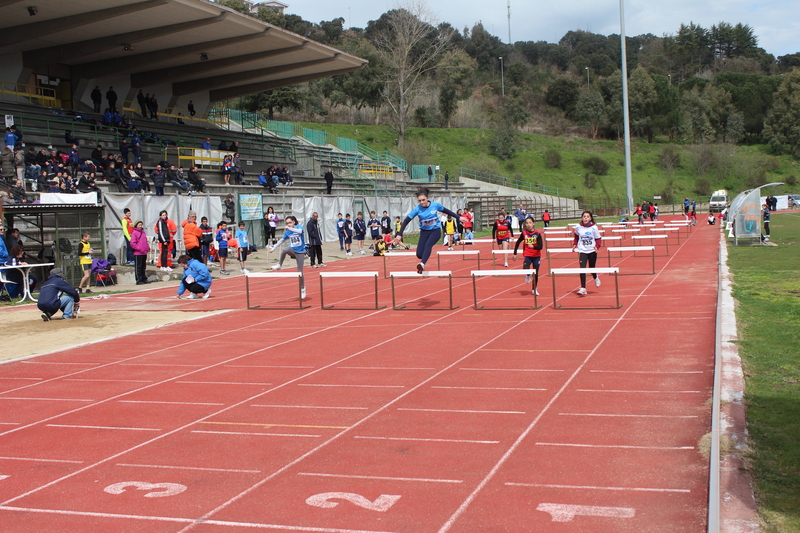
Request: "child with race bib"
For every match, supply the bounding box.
[270,215,308,299]
[393,187,467,274]
[571,210,602,295]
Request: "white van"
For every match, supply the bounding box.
[710,190,728,212]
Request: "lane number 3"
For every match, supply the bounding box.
[104,481,187,498]
[306,492,400,512]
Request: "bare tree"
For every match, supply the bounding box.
[371,1,456,143]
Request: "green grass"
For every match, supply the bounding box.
[727,212,800,532]
[298,121,799,203]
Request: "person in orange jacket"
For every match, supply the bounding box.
[182,211,204,262]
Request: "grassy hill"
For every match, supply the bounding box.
[298,122,799,204]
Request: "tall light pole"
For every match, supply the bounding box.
[507,1,511,44]
[585,66,589,88]
[499,56,505,97]
[619,0,634,215]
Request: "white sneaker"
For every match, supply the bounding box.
[319,263,327,267]
[524,274,531,284]
[504,263,509,268]
[160,267,166,272]
[359,249,366,255]
[532,289,539,296]
[165,266,173,272]
[595,277,601,287]
[189,293,199,299]
[242,268,250,274]
[577,287,587,295]
[272,263,282,270]
[202,288,211,299]
[301,287,307,299]
[346,251,353,256]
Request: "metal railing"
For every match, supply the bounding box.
[121,99,214,128]
[460,167,580,198]
[0,81,60,107]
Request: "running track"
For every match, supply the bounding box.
[0,219,717,532]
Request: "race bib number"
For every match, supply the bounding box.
[421,218,437,227]
[580,237,593,247]
[289,234,302,247]
[525,236,538,246]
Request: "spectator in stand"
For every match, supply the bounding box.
[129,220,150,284]
[149,94,159,120]
[188,100,196,117]
[103,162,125,192]
[38,267,81,321]
[25,147,40,183]
[37,170,50,193]
[232,153,245,185]
[224,194,236,224]
[90,145,103,168]
[167,164,189,193]
[91,86,102,113]
[187,166,205,193]
[1,146,14,182]
[68,144,80,175]
[131,139,142,165]
[324,167,334,194]
[230,141,240,153]
[10,126,22,151]
[201,138,211,151]
[111,107,122,126]
[4,127,16,150]
[306,211,325,267]
[151,164,166,196]
[13,148,24,183]
[222,154,232,185]
[64,130,80,145]
[182,211,203,261]
[10,180,28,203]
[176,113,185,125]
[77,173,101,198]
[218,140,228,151]
[106,86,117,112]
[103,108,112,126]
[137,89,147,118]
[119,139,129,165]
[4,227,22,250]
[134,163,151,192]
[122,164,140,192]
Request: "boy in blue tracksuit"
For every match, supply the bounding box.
[38,268,81,320]
[235,221,250,274]
[368,211,381,250]
[336,213,345,250]
[353,212,367,255]
[269,215,308,299]
[215,221,231,275]
[176,254,212,299]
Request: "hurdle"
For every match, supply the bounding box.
[550,267,621,309]
[470,269,540,310]
[390,271,456,310]
[382,251,418,278]
[319,271,384,310]
[546,247,574,270]
[545,237,573,248]
[631,234,669,256]
[612,228,641,240]
[436,250,481,272]
[665,221,693,236]
[491,249,516,268]
[606,246,656,275]
[246,272,310,310]
[459,238,495,250]
[648,226,681,244]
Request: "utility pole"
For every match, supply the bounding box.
[585,66,589,88]
[499,57,505,97]
[619,0,634,215]
[507,1,511,44]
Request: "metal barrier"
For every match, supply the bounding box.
[319,271,384,310]
[550,267,621,309]
[245,272,310,310]
[390,271,456,310]
[471,269,540,310]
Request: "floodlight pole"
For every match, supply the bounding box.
[499,57,505,97]
[619,0,634,215]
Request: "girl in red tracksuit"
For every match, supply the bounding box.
[572,210,602,295]
[513,216,544,295]
[492,212,514,267]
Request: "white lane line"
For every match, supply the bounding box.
[64,379,154,383]
[459,368,564,372]
[298,384,405,388]
[0,506,399,532]
[0,456,83,464]
[175,381,273,386]
[119,400,225,406]
[559,413,698,418]
[0,423,20,425]
[117,463,260,474]
[535,442,694,450]
[354,436,499,444]
[505,482,690,493]
[432,386,546,391]
[191,430,321,438]
[20,362,102,365]
[0,397,94,402]
[298,472,463,484]
[224,365,315,369]
[251,405,368,410]
[338,367,436,370]
[119,364,204,367]
[0,377,43,380]
[398,408,525,414]
[590,370,704,374]
[46,424,162,432]
[577,389,703,393]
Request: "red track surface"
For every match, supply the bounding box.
[0,218,717,532]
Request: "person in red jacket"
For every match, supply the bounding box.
[492,211,514,268]
[542,209,551,228]
[513,216,544,295]
[153,210,176,270]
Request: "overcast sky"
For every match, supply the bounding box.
[288,0,798,57]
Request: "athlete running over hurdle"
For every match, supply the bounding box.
[572,210,602,295]
[492,210,514,267]
[393,187,468,274]
[513,216,543,295]
[269,215,308,299]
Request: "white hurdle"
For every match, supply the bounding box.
[490,249,515,268]
[246,272,309,310]
[390,271,456,310]
[436,250,481,271]
[382,251,418,278]
[546,247,574,270]
[545,237,573,248]
[606,246,656,275]
[550,267,621,309]
[470,269,540,310]
[631,234,670,256]
[319,271,384,310]
[648,226,682,244]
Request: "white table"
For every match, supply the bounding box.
[0,262,54,303]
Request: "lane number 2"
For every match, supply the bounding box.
[104,481,187,498]
[306,492,401,512]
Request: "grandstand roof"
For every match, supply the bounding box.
[0,0,367,102]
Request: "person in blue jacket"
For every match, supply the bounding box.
[38,268,81,321]
[176,254,212,299]
[269,215,308,299]
[393,187,466,274]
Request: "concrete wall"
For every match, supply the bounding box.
[459,176,580,210]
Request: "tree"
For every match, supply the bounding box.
[237,87,302,120]
[762,69,800,156]
[545,77,580,113]
[369,2,456,142]
[316,38,384,124]
[572,89,607,139]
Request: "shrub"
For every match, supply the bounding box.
[658,146,681,172]
[690,144,717,176]
[544,148,562,169]
[695,176,712,196]
[786,175,798,185]
[746,169,768,189]
[582,155,610,175]
[583,172,598,189]
[635,164,645,172]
